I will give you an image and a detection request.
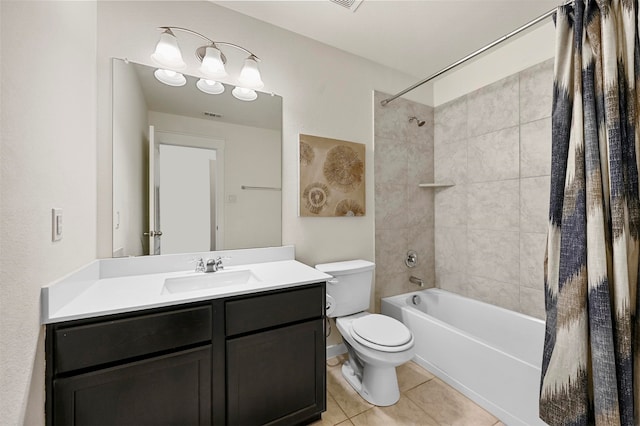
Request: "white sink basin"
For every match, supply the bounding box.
[162,269,260,294]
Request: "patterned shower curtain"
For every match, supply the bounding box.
[540,0,640,424]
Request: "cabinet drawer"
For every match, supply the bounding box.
[54,305,212,374]
[225,284,324,336]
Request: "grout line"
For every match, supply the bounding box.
[348,406,374,423]
[402,394,442,426]
[398,373,435,394]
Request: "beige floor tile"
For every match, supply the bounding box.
[397,361,434,392]
[350,396,440,426]
[406,378,498,426]
[310,394,348,426]
[324,355,503,426]
[311,393,348,426]
[326,357,374,418]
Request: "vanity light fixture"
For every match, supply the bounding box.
[151,26,264,101]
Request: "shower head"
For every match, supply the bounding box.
[409,116,426,127]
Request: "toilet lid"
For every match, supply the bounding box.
[351,314,412,349]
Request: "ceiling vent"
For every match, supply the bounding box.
[329,0,364,12]
[204,112,223,119]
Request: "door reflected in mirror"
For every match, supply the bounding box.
[112,58,282,257]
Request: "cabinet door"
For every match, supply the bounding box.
[53,346,211,426]
[227,320,325,426]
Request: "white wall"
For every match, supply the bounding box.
[433,21,555,106]
[96,1,431,266]
[0,1,97,424]
[112,58,149,257]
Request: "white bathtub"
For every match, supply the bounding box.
[381,289,546,426]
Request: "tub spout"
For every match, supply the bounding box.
[409,276,424,287]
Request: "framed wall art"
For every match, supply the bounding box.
[299,134,365,217]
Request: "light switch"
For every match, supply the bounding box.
[52,208,63,242]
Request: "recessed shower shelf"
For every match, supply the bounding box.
[418,183,455,188]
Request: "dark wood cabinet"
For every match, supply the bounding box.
[46,282,326,426]
[227,319,325,426]
[53,305,212,374]
[225,285,325,425]
[53,346,212,425]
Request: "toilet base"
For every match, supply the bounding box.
[341,359,400,406]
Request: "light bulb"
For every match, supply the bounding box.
[232,86,258,101]
[154,69,186,87]
[197,79,225,95]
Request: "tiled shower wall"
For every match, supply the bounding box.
[373,91,435,311]
[434,58,553,319]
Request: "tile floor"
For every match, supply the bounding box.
[312,355,504,426]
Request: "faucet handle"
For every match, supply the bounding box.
[216,256,232,269]
[191,257,206,273]
[214,256,231,270]
[215,257,224,270]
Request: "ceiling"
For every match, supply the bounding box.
[214,0,559,81]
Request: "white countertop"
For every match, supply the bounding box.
[41,246,331,324]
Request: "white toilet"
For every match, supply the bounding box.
[316,260,414,406]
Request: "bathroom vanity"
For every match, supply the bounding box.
[42,246,329,425]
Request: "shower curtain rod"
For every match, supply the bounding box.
[380,6,560,106]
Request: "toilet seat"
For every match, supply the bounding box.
[349,314,414,353]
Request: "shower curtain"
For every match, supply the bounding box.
[540,0,640,424]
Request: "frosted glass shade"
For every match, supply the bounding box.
[200,46,228,80]
[196,79,225,95]
[151,30,186,70]
[154,69,187,87]
[232,87,258,101]
[237,57,264,90]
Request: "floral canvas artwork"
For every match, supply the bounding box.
[299,134,365,217]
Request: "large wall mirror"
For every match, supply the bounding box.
[112,58,282,257]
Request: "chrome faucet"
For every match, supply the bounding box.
[205,257,225,273]
[409,276,424,287]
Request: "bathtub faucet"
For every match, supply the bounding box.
[409,276,424,287]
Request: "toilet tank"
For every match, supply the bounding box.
[315,260,375,318]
